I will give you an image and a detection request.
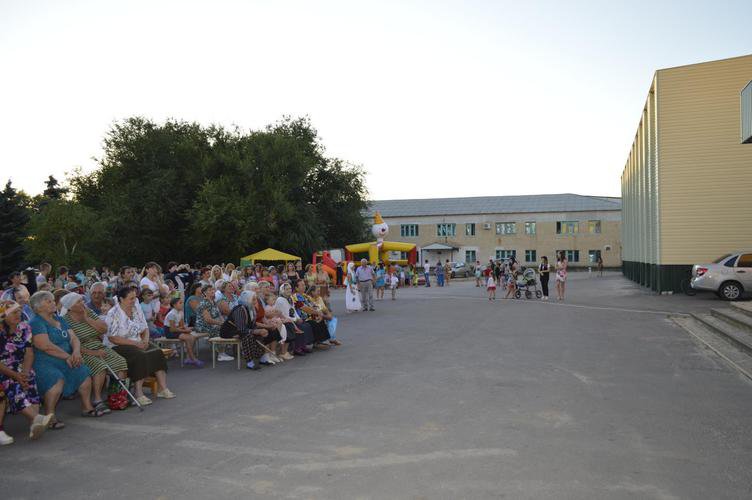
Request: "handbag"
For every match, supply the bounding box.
[107,377,130,411]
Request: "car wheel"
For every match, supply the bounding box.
[718,281,743,301]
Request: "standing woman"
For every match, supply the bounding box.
[374,263,386,300]
[105,287,174,405]
[29,291,100,424]
[597,255,604,277]
[344,262,362,313]
[314,263,331,299]
[539,256,550,300]
[304,265,317,290]
[555,251,568,301]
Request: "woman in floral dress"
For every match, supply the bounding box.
[0,300,53,443]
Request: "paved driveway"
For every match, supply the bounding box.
[3,273,752,499]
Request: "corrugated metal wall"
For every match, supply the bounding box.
[743,81,752,144]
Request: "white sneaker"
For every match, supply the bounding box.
[0,430,14,446]
[217,353,234,362]
[157,389,176,399]
[136,395,153,406]
[271,354,283,363]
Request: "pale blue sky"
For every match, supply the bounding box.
[1,0,749,199]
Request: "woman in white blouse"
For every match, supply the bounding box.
[105,287,174,406]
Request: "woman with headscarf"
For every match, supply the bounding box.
[223,291,278,370]
[0,300,52,443]
[104,287,174,406]
[62,293,128,413]
[28,291,101,426]
[344,262,362,313]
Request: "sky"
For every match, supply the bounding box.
[1,0,750,200]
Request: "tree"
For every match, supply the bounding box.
[25,199,100,269]
[0,180,30,275]
[67,115,369,266]
[42,175,69,200]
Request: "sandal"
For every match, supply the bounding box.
[81,408,106,418]
[48,418,66,430]
[93,401,112,414]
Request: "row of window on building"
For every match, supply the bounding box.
[400,220,602,238]
[459,249,602,265]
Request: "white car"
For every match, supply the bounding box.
[691,251,752,300]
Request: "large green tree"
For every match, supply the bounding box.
[0,180,30,275]
[66,116,368,266]
[25,199,100,269]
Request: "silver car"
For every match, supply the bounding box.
[449,262,470,278]
[691,251,752,300]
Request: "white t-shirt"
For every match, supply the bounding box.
[36,274,47,286]
[140,276,159,292]
[164,308,183,329]
[390,275,398,288]
[424,263,430,273]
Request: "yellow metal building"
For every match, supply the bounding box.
[621,54,752,292]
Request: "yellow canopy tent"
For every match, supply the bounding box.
[240,248,301,267]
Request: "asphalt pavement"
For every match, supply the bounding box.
[2,272,752,499]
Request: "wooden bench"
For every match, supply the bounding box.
[208,337,242,369]
[191,331,210,356]
[143,348,174,394]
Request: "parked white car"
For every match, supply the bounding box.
[691,251,752,300]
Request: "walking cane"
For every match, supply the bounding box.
[254,338,277,356]
[104,361,144,412]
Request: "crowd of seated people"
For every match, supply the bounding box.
[0,260,340,446]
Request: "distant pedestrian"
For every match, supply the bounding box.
[474,261,482,287]
[539,256,550,300]
[435,261,445,287]
[423,260,431,287]
[596,255,604,277]
[444,260,452,286]
[355,259,375,311]
[486,268,496,300]
[389,272,399,300]
[375,263,386,300]
[556,251,568,301]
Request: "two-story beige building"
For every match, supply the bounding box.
[366,194,621,268]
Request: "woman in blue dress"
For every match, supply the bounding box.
[374,263,386,300]
[29,291,102,428]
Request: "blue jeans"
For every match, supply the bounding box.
[437,273,445,286]
[424,272,430,287]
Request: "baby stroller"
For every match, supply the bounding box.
[514,268,542,299]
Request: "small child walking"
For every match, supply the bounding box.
[389,272,399,300]
[486,270,497,300]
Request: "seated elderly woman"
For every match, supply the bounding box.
[105,287,174,406]
[254,287,290,361]
[293,280,331,349]
[221,291,274,370]
[275,283,314,356]
[0,300,53,445]
[28,291,101,426]
[61,293,128,414]
[86,281,108,315]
